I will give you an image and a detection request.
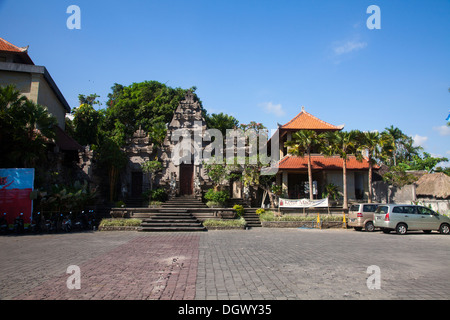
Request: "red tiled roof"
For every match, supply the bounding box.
[0,37,34,64]
[0,37,27,53]
[281,107,343,131]
[278,155,371,170]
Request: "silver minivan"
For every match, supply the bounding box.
[348,203,381,232]
[373,204,450,235]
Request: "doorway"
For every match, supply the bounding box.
[131,171,143,197]
[179,164,194,195]
[231,179,242,199]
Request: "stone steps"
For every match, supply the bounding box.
[242,212,262,228]
[139,211,206,232]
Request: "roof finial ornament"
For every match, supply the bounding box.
[301,105,305,112]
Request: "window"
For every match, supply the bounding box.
[393,206,417,214]
[392,206,404,213]
[363,204,378,212]
[417,206,435,215]
[405,206,417,214]
[350,205,359,212]
[376,206,388,214]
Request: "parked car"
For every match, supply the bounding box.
[373,204,450,235]
[348,203,382,232]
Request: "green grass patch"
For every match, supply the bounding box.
[99,218,142,227]
[202,218,246,228]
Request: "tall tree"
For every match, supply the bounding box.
[71,94,103,146]
[0,85,57,168]
[382,125,421,166]
[205,112,239,136]
[285,130,322,200]
[104,81,201,137]
[322,130,359,210]
[356,131,380,203]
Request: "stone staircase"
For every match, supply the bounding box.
[242,209,262,228]
[138,196,207,232]
[139,210,206,232]
[160,196,208,209]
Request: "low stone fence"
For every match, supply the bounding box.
[261,221,346,229]
[98,226,140,231]
[204,225,246,230]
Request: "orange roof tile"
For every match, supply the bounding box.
[0,37,28,53]
[0,37,33,65]
[281,107,343,131]
[278,155,371,170]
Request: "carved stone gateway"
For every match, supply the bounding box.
[157,91,212,198]
[122,126,153,202]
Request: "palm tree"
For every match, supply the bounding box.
[0,85,57,167]
[381,125,422,167]
[356,131,380,203]
[383,125,406,166]
[284,130,322,200]
[322,130,359,210]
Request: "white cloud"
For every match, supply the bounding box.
[260,102,285,117]
[333,41,367,55]
[433,125,450,136]
[412,134,428,148]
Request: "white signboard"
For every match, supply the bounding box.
[279,198,329,208]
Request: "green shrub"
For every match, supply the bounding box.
[233,204,244,217]
[115,200,126,207]
[99,218,142,227]
[255,208,265,215]
[206,201,222,208]
[203,218,246,228]
[143,188,168,202]
[204,189,229,204]
[151,188,168,202]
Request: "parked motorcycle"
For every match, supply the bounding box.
[73,211,83,231]
[30,212,42,233]
[61,213,72,232]
[46,214,58,233]
[13,213,25,234]
[0,213,9,234]
[88,210,99,231]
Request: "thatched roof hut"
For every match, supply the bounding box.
[416,172,450,199]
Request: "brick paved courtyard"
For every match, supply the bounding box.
[1,228,449,300]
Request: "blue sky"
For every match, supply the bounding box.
[1,0,449,164]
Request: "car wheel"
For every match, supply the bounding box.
[365,221,375,232]
[396,223,407,235]
[439,223,450,235]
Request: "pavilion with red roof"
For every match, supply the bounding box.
[275,106,371,201]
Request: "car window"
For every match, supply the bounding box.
[376,206,388,214]
[350,205,359,212]
[404,206,417,214]
[392,206,404,213]
[417,206,435,215]
[363,205,378,212]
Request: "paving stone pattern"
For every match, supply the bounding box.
[1,228,449,300]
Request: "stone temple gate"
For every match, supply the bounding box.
[157,91,213,199]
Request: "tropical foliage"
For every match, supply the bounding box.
[204,189,230,205]
[67,81,202,201]
[204,112,239,136]
[0,85,57,168]
[285,130,321,200]
[284,124,448,207]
